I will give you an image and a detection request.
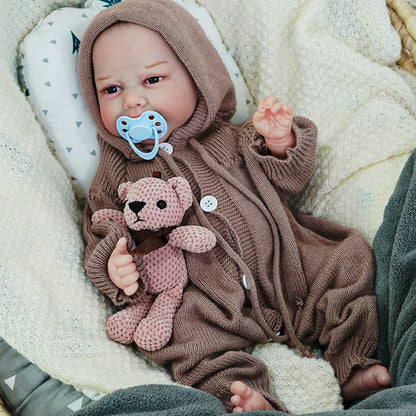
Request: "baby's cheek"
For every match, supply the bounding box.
[100,105,119,136]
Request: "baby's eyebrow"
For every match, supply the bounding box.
[144,60,168,69]
[94,61,169,83]
[95,75,111,83]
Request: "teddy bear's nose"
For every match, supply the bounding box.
[129,201,146,214]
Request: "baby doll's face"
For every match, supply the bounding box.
[93,23,198,140]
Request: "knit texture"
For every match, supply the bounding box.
[78,0,379,410]
[197,0,416,242]
[252,342,343,414]
[0,0,175,394]
[93,176,216,351]
[3,0,416,414]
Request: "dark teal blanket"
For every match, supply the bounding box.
[73,383,416,415]
[373,149,416,387]
[74,151,416,415]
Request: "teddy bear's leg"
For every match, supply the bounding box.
[134,286,183,351]
[107,294,154,344]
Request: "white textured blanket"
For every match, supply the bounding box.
[200,0,416,241]
[0,0,174,395]
[1,0,416,413]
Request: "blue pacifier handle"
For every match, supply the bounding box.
[116,111,168,160]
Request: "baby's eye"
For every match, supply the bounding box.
[104,86,120,95]
[146,76,163,85]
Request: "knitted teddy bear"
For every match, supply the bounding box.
[92,175,216,351]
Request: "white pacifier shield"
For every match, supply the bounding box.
[200,195,218,212]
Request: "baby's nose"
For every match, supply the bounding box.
[123,90,147,109]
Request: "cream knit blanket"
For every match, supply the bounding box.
[0,0,174,396]
[199,0,416,242]
[1,0,416,414]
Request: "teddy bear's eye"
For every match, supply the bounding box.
[156,200,167,209]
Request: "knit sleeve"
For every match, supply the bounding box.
[83,143,147,306]
[83,206,147,306]
[241,116,317,196]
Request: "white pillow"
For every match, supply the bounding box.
[18,0,255,204]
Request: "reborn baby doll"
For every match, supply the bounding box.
[78,0,390,412]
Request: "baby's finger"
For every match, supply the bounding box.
[252,109,265,124]
[115,237,129,255]
[283,104,294,116]
[113,253,134,267]
[120,271,140,288]
[257,97,268,111]
[270,101,283,115]
[118,262,138,278]
[124,281,139,296]
[264,96,279,108]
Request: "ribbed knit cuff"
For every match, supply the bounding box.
[85,222,146,306]
[196,352,289,413]
[247,116,318,195]
[327,337,380,386]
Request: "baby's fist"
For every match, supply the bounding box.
[252,97,295,157]
[108,237,140,296]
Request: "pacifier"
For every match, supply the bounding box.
[116,111,168,160]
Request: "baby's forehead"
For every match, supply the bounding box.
[92,22,181,66]
[96,22,166,45]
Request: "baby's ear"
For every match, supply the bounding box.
[168,177,193,211]
[118,181,132,201]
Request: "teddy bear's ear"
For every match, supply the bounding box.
[118,181,132,200]
[168,177,193,211]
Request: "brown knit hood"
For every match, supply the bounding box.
[78,0,237,157]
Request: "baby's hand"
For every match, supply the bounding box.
[108,237,139,296]
[252,96,295,157]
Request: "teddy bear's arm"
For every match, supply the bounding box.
[168,226,216,253]
[92,208,126,225]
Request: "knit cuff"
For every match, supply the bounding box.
[196,353,289,413]
[327,337,380,386]
[85,221,146,306]
[248,116,318,195]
